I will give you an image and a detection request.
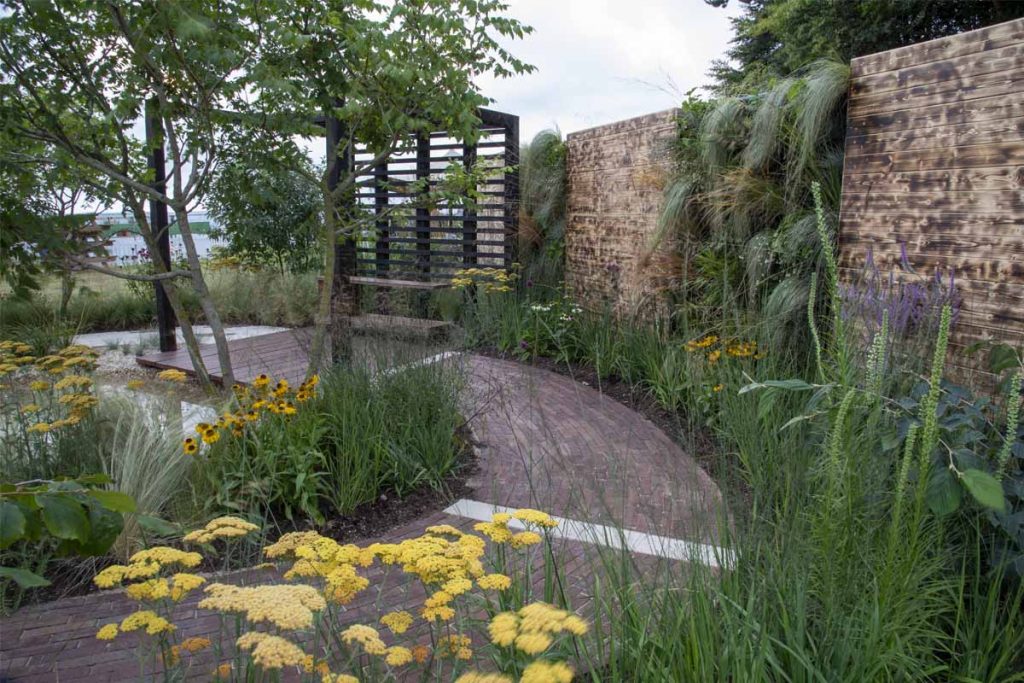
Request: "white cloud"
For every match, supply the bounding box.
[477,0,741,140]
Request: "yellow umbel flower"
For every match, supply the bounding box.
[157,369,187,382]
[184,516,259,544]
[340,624,387,655]
[510,531,542,548]
[200,583,325,630]
[120,610,175,635]
[237,632,306,669]
[29,380,50,391]
[95,623,119,640]
[437,634,473,660]
[322,674,360,683]
[125,578,170,602]
[385,646,413,666]
[380,610,413,635]
[126,379,145,390]
[488,612,519,647]
[130,547,202,569]
[455,674,514,683]
[26,422,51,434]
[521,660,574,683]
[477,573,512,591]
[180,636,211,653]
[171,573,206,601]
[512,509,558,528]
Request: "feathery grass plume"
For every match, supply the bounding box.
[742,77,796,171]
[700,97,748,175]
[790,60,850,184]
[518,129,567,287]
[997,370,1022,479]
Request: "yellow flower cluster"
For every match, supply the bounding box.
[438,633,473,660]
[157,369,187,382]
[119,610,176,636]
[474,509,557,544]
[236,632,307,670]
[93,547,202,588]
[340,624,388,655]
[451,267,516,294]
[685,334,764,364]
[199,583,326,630]
[182,374,317,454]
[2,341,100,434]
[488,602,588,654]
[380,610,414,634]
[183,515,259,544]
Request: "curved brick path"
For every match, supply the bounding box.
[0,354,724,682]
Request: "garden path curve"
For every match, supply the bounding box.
[0,354,725,682]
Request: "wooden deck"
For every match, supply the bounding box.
[137,328,314,386]
[135,317,452,386]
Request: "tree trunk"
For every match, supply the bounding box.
[173,209,236,386]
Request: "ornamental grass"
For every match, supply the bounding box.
[93,510,587,682]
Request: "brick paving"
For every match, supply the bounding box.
[0,354,724,681]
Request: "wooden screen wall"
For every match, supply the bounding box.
[565,109,678,320]
[840,18,1024,375]
[352,108,518,280]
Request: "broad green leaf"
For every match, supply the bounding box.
[37,494,90,541]
[961,469,1006,513]
[136,515,178,537]
[76,473,113,486]
[75,502,123,556]
[927,467,962,517]
[0,566,50,588]
[988,344,1021,375]
[0,502,26,549]
[87,490,137,513]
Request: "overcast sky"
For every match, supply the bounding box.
[478,0,742,140]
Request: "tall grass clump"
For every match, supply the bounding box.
[518,129,567,288]
[189,358,464,527]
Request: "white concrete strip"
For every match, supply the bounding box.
[444,498,735,569]
[376,351,461,378]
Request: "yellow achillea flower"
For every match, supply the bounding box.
[473,520,512,544]
[96,623,119,640]
[322,674,360,683]
[425,524,463,536]
[120,610,175,635]
[516,507,557,528]
[437,634,472,660]
[477,573,511,591]
[264,531,324,559]
[510,531,542,548]
[380,610,413,635]
[442,577,473,596]
[685,334,718,351]
[213,663,232,679]
[237,632,306,669]
[515,631,552,654]
[126,379,145,390]
[412,645,430,664]
[126,578,171,602]
[455,674,514,683]
[29,381,50,391]
[521,660,574,683]
[184,516,259,544]
[302,655,331,675]
[707,349,721,364]
[385,646,413,666]
[54,374,93,390]
[157,369,187,382]
[20,404,40,414]
[26,422,51,433]
[340,624,387,655]
[130,547,203,569]
[489,612,519,647]
[199,583,325,630]
[171,573,206,601]
[180,636,211,653]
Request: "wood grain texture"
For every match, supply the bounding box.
[565,109,679,321]
[839,18,1024,386]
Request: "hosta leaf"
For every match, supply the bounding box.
[0,502,26,549]
[927,467,961,517]
[37,494,90,541]
[87,490,136,513]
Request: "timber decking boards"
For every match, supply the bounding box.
[136,328,315,386]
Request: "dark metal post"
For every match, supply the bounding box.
[415,134,431,277]
[503,115,520,270]
[463,141,477,266]
[326,111,358,360]
[145,99,176,352]
[374,160,389,312]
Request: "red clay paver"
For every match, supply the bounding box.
[0,355,724,681]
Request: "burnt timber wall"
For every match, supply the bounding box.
[565,109,678,320]
[839,18,1024,376]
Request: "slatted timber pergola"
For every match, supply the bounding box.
[144,107,519,353]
